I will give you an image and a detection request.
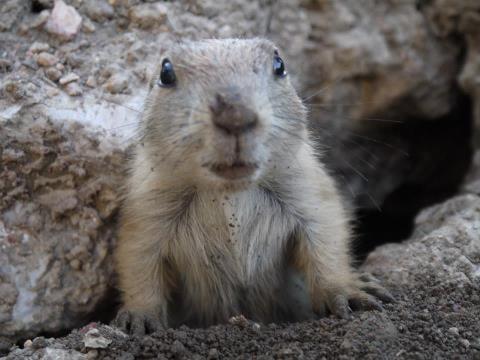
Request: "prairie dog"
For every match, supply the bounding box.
[114,38,393,334]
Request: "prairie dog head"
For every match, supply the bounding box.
[142,38,307,190]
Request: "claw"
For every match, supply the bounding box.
[358,273,379,283]
[362,284,396,303]
[349,293,383,312]
[131,315,146,336]
[112,309,164,336]
[113,309,131,333]
[330,294,351,319]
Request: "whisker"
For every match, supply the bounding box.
[350,133,409,156]
[366,193,382,212]
[302,79,343,103]
[101,96,144,113]
[340,158,369,182]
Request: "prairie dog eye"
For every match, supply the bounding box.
[273,51,287,78]
[158,58,176,87]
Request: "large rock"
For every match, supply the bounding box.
[364,193,480,295]
[299,0,460,122]
[0,111,124,341]
[423,0,480,145]
[299,0,471,216]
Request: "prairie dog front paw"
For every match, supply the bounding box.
[113,308,165,335]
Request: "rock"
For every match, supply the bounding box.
[43,348,87,359]
[0,59,13,73]
[207,348,219,359]
[422,0,480,146]
[44,0,82,40]
[103,73,129,94]
[45,67,62,82]
[364,193,480,293]
[28,42,50,54]
[64,82,83,96]
[85,76,96,88]
[83,0,114,23]
[83,328,111,349]
[128,2,168,29]
[59,73,80,85]
[228,315,249,328]
[29,10,50,29]
[171,340,186,355]
[298,0,469,217]
[448,327,460,336]
[36,52,59,67]
[86,350,98,359]
[0,115,124,341]
[82,18,96,33]
[32,337,47,349]
[460,339,471,348]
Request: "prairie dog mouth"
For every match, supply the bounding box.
[209,161,258,180]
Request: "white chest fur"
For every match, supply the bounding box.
[170,187,296,294]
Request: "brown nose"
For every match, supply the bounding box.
[210,93,258,135]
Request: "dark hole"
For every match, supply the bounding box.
[30,0,49,13]
[351,91,473,261]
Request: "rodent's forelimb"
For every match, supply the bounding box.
[285,145,392,317]
[114,209,170,334]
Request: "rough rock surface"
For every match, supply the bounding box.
[423,0,480,145]
[2,185,480,358]
[0,112,124,341]
[0,0,479,347]
[299,0,473,215]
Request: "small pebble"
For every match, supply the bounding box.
[103,73,129,94]
[0,59,13,73]
[448,327,459,336]
[208,348,219,359]
[460,339,470,348]
[23,340,33,348]
[84,0,114,22]
[29,42,50,54]
[59,72,80,85]
[45,0,82,40]
[30,10,50,28]
[46,88,60,97]
[32,337,47,349]
[86,349,99,359]
[45,67,62,82]
[86,76,96,88]
[171,340,186,354]
[36,52,59,67]
[83,18,96,33]
[65,82,83,96]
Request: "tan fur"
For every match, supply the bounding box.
[114,38,391,333]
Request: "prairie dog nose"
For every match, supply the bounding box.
[210,93,258,135]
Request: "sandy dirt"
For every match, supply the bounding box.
[4,269,480,359]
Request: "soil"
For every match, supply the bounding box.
[4,272,480,359]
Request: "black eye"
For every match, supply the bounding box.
[273,52,287,78]
[158,58,176,87]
